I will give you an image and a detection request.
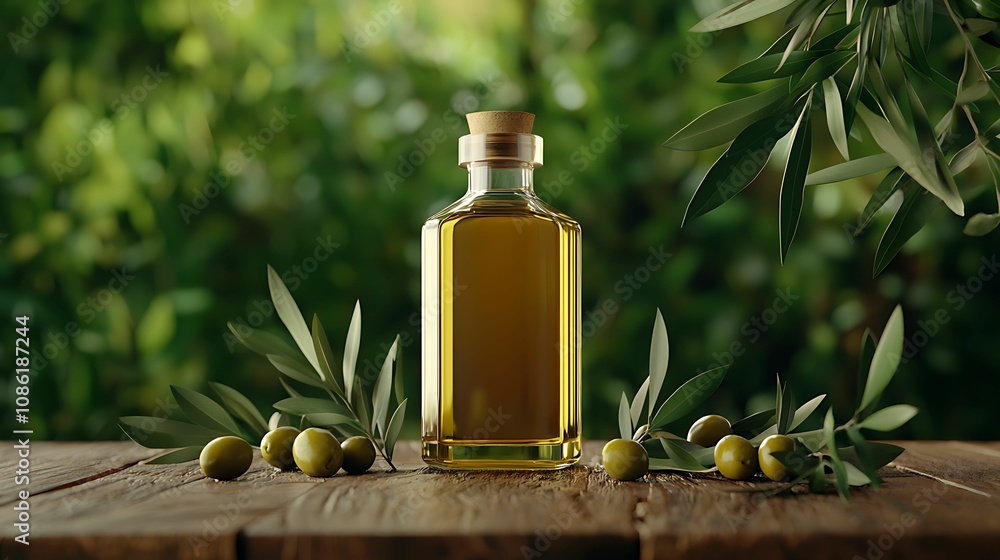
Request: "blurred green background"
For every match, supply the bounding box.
[2,0,998,442]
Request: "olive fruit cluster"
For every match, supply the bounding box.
[686,412,794,481]
[198,428,377,481]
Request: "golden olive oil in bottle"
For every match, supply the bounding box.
[421,111,581,469]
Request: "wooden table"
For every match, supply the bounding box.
[1,441,997,559]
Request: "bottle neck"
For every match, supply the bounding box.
[467,162,534,194]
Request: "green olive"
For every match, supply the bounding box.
[341,436,377,474]
[758,434,795,481]
[602,438,649,481]
[261,426,300,470]
[199,436,253,481]
[687,414,733,448]
[714,434,758,480]
[292,427,343,477]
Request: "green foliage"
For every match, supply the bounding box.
[119,266,406,469]
[625,305,917,499]
[674,0,1000,271]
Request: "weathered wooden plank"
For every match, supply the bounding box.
[1,441,998,560]
[0,451,323,560]
[242,441,641,560]
[638,441,1000,559]
[0,441,157,505]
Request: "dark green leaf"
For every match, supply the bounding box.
[618,392,633,441]
[267,264,322,373]
[859,305,904,411]
[874,182,941,276]
[385,399,408,461]
[720,51,829,84]
[691,0,800,33]
[303,413,366,434]
[394,337,405,407]
[843,461,873,486]
[793,51,855,90]
[268,353,326,389]
[805,153,895,185]
[683,105,800,224]
[648,309,669,422]
[860,404,919,431]
[854,328,878,417]
[119,417,223,449]
[343,300,362,403]
[664,85,788,150]
[776,377,796,434]
[171,386,241,435]
[353,375,371,434]
[312,315,346,398]
[373,335,399,436]
[972,0,1000,18]
[813,23,859,50]
[751,394,826,444]
[965,18,998,36]
[846,426,881,488]
[903,79,965,215]
[731,408,776,437]
[210,382,269,440]
[649,365,728,429]
[778,11,818,70]
[779,105,812,262]
[856,169,907,234]
[145,446,204,465]
[839,442,905,470]
[823,408,850,501]
[226,322,299,361]
[273,397,351,416]
[661,438,712,471]
[843,9,873,133]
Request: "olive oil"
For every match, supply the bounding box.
[421,111,581,469]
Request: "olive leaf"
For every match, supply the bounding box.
[774,375,795,435]
[730,408,776,437]
[647,308,669,423]
[343,300,362,403]
[373,335,400,437]
[823,76,850,159]
[618,392,633,441]
[859,404,918,432]
[805,153,896,186]
[629,376,650,429]
[171,385,242,436]
[267,265,322,374]
[268,353,327,389]
[119,417,224,449]
[752,394,826,444]
[311,314,345,397]
[778,102,812,263]
[690,0,800,33]
[649,365,728,429]
[719,50,829,83]
[210,382,269,440]
[873,181,941,276]
[823,408,850,501]
[663,85,788,150]
[384,398,408,462]
[145,446,205,465]
[846,426,881,488]
[859,305,904,412]
[273,397,351,416]
[660,438,714,472]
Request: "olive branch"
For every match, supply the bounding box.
[119,265,407,471]
[618,304,917,499]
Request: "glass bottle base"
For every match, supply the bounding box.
[421,438,581,470]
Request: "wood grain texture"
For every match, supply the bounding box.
[0,441,156,505]
[0,441,997,560]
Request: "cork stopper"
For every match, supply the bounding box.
[466,111,535,134]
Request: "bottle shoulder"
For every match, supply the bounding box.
[424,192,580,231]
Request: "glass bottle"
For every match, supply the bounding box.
[421,111,581,469]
